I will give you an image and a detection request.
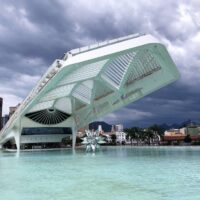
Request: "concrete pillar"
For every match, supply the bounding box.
[14,128,21,152]
[72,126,77,150]
[72,117,77,150]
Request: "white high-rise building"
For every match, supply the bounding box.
[115,124,124,132]
[98,125,103,133]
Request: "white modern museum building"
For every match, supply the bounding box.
[0,33,180,151]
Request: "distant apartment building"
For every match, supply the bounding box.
[9,106,17,117]
[115,131,126,144]
[185,126,200,140]
[164,126,200,142]
[2,114,9,127]
[112,124,126,144]
[96,125,103,134]
[0,103,21,130]
[115,124,124,132]
[164,128,186,136]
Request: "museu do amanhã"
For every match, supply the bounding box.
[0,33,180,151]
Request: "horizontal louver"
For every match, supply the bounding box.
[72,84,92,104]
[58,59,108,85]
[125,49,161,86]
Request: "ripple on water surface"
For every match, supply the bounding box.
[0,146,200,200]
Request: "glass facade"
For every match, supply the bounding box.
[21,127,72,135]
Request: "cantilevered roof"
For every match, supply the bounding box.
[0,33,180,141]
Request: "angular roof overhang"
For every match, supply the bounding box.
[0,33,180,141]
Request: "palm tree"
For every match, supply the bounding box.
[125,125,163,146]
[144,128,154,145]
[148,124,163,144]
[125,127,140,145]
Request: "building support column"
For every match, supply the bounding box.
[13,128,21,152]
[14,130,21,152]
[72,126,77,150]
[72,118,77,150]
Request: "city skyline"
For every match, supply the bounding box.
[0,1,200,127]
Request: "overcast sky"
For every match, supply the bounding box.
[0,0,199,127]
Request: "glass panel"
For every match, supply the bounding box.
[21,127,72,135]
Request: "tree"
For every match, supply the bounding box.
[125,127,140,145]
[148,124,164,144]
[184,134,192,143]
[111,134,117,145]
[148,124,164,136]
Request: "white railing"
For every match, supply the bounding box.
[67,33,145,56]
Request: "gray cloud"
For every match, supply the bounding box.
[0,0,199,126]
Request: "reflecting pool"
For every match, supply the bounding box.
[1,146,200,200]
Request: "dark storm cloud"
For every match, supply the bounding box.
[0,0,199,126]
[104,82,200,127]
[0,1,84,67]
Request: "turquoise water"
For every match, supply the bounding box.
[0,146,200,200]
